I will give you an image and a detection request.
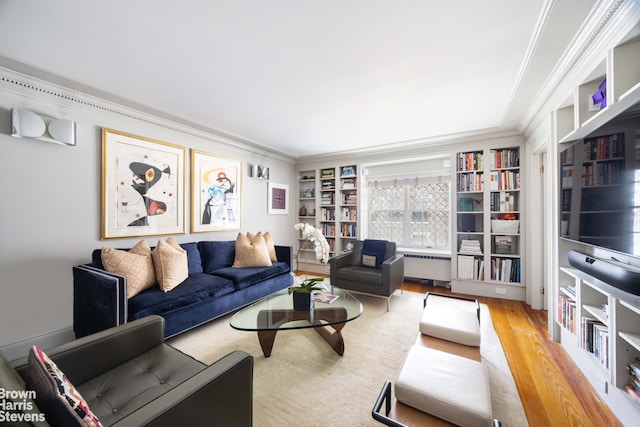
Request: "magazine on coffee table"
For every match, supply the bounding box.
[313,293,340,304]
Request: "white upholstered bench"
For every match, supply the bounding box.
[420,292,481,347]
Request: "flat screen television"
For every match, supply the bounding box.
[559,101,640,258]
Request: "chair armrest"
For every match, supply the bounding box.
[275,245,293,270]
[372,381,406,427]
[329,251,354,278]
[110,351,253,427]
[382,254,404,287]
[73,265,128,338]
[13,316,165,385]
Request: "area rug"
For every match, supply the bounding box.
[169,291,528,426]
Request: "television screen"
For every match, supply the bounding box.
[559,101,640,257]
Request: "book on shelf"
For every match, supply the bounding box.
[494,235,513,254]
[457,255,483,280]
[321,169,335,178]
[459,239,482,254]
[341,178,356,189]
[340,166,356,177]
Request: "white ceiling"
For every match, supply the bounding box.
[0,0,598,158]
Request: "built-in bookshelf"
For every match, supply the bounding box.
[551,29,640,425]
[452,145,523,300]
[296,164,359,272]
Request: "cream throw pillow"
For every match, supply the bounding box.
[248,231,278,262]
[152,237,189,292]
[233,232,273,268]
[101,240,155,298]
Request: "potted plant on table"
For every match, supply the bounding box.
[288,277,325,310]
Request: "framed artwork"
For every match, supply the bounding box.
[268,182,289,214]
[101,128,186,239]
[191,149,242,232]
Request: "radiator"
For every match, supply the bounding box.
[400,252,452,283]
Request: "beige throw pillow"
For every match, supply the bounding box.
[101,240,156,298]
[233,232,273,268]
[248,231,278,262]
[152,237,189,292]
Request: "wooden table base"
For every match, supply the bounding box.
[256,308,348,357]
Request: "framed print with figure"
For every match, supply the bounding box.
[268,182,289,214]
[101,128,186,239]
[191,149,242,232]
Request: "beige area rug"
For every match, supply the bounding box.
[169,291,528,426]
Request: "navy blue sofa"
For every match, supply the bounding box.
[73,240,292,338]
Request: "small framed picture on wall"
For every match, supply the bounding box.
[268,182,289,215]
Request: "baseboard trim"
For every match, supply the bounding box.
[0,327,75,361]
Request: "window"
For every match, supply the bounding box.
[368,178,450,250]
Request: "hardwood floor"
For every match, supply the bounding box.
[402,281,623,427]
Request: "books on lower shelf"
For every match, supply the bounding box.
[457,255,484,280]
[581,317,609,370]
[558,294,577,333]
[490,258,520,282]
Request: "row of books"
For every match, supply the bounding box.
[321,191,335,205]
[491,148,520,169]
[557,295,577,333]
[583,133,624,161]
[491,257,520,282]
[581,317,609,370]
[489,170,520,191]
[341,191,357,205]
[626,358,640,405]
[341,207,357,221]
[341,178,356,189]
[321,169,335,178]
[581,160,624,186]
[561,165,573,188]
[457,151,483,172]
[457,255,484,280]
[490,192,516,212]
[341,223,357,238]
[457,172,484,192]
[320,207,335,221]
[321,223,336,237]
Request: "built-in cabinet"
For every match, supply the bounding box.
[552,29,640,425]
[451,145,524,300]
[297,165,358,272]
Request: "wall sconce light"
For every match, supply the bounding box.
[250,164,270,180]
[11,108,76,146]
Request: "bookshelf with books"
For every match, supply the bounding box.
[452,145,524,300]
[338,165,359,246]
[295,164,359,272]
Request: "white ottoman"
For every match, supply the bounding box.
[420,294,481,347]
[395,345,492,427]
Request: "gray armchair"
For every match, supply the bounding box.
[330,240,404,310]
[1,316,253,426]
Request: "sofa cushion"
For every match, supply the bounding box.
[264,231,278,262]
[25,346,102,427]
[335,265,383,286]
[101,240,156,298]
[233,232,272,268]
[128,273,235,319]
[76,344,204,425]
[179,242,203,274]
[152,238,189,292]
[199,241,236,273]
[214,262,290,290]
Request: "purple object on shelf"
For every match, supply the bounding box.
[592,78,607,108]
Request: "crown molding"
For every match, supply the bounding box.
[520,0,639,140]
[0,65,297,164]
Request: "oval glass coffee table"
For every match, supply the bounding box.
[230,287,363,357]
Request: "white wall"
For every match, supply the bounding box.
[0,70,297,347]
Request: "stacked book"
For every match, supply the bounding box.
[459,239,482,254]
[457,255,484,280]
